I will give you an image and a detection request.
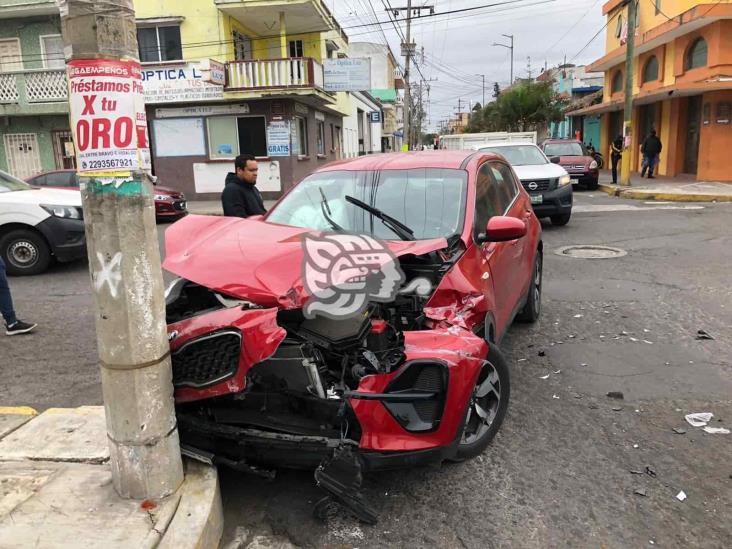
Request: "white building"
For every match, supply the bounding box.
[343,91,382,158]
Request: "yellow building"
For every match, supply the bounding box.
[571,1,732,181]
[133,0,353,199]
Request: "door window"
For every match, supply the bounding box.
[292,116,308,156]
[489,162,519,212]
[474,163,502,241]
[207,116,267,159]
[0,38,22,72]
[3,133,42,180]
[45,171,74,187]
[233,31,252,61]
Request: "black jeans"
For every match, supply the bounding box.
[611,154,621,184]
[0,257,17,326]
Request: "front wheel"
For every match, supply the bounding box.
[0,229,52,276]
[453,345,511,461]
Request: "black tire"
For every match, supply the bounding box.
[586,178,599,191]
[453,344,511,461]
[517,249,542,323]
[550,212,571,226]
[0,229,52,276]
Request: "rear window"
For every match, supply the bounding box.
[544,142,586,157]
[266,169,468,240]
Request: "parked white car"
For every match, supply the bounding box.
[477,142,574,226]
[0,169,86,275]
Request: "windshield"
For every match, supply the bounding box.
[480,145,547,166]
[543,142,586,157]
[0,171,31,193]
[266,168,468,240]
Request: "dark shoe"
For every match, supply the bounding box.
[648,175,655,179]
[6,320,37,336]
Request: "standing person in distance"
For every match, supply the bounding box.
[611,134,623,184]
[640,129,662,179]
[221,154,267,218]
[0,257,36,336]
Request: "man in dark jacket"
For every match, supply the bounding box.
[221,154,267,217]
[640,130,662,179]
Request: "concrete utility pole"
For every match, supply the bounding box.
[60,0,184,499]
[477,74,486,107]
[620,0,637,187]
[493,34,514,86]
[389,3,433,151]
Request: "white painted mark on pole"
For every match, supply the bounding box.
[94,252,123,298]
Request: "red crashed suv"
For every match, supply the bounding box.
[163,151,543,523]
[540,139,600,190]
[26,169,188,222]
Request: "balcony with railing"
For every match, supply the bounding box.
[0,69,69,115]
[225,58,326,93]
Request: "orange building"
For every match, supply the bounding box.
[570,1,732,181]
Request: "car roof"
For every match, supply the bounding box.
[316,150,499,173]
[477,142,539,148]
[542,139,581,144]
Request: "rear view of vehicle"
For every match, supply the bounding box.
[541,139,599,190]
[479,143,573,226]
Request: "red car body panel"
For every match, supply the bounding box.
[351,330,486,451]
[163,214,448,310]
[164,151,542,459]
[169,306,286,403]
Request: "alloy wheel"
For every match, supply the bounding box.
[460,361,501,446]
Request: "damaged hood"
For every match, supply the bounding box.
[163,214,448,309]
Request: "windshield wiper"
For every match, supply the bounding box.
[319,187,344,232]
[345,195,415,241]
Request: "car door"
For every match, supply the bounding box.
[473,162,515,337]
[488,161,534,315]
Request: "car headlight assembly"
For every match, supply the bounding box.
[154,194,170,201]
[40,205,82,220]
[589,160,598,170]
[558,174,571,187]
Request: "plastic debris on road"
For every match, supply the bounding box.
[552,394,560,399]
[540,374,550,380]
[676,491,687,502]
[702,426,730,434]
[672,428,687,435]
[695,329,715,340]
[607,391,624,400]
[634,488,647,497]
[685,413,713,427]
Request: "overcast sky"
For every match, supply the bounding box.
[330,0,607,132]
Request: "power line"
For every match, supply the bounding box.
[568,18,610,63]
[545,0,602,56]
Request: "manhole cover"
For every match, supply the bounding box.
[554,245,627,259]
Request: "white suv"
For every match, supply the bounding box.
[478,142,574,226]
[0,169,86,275]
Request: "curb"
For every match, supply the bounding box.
[158,459,224,549]
[598,183,732,203]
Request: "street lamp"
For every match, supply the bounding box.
[492,33,514,86]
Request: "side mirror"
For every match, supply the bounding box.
[477,216,527,243]
[549,156,561,164]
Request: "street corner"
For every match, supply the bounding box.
[0,407,38,440]
[0,405,108,464]
[158,458,224,549]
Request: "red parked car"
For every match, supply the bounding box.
[163,151,542,523]
[540,139,600,190]
[25,169,187,221]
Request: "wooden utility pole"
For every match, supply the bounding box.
[620,0,637,186]
[60,0,184,499]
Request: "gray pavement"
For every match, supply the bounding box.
[2,191,731,547]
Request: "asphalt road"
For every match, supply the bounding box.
[2,192,731,548]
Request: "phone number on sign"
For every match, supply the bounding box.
[83,158,136,170]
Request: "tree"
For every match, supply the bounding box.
[472,102,482,112]
[492,82,501,99]
[465,81,566,134]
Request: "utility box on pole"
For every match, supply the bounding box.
[59,0,184,499]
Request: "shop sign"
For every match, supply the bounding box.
[67,59,149,173]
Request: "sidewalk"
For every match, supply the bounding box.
[598,171,732,202]
[0,406,222,549]
[187,200,277,217]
